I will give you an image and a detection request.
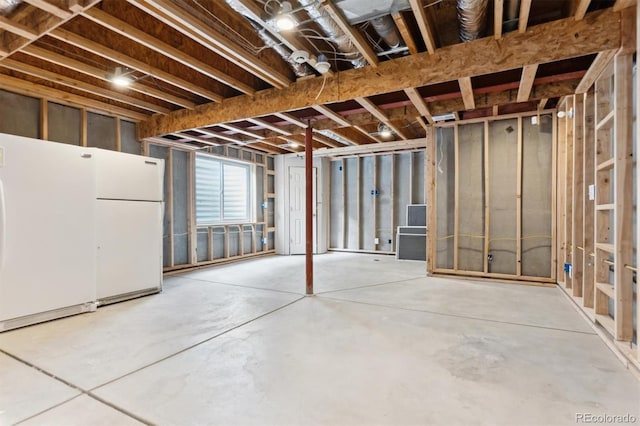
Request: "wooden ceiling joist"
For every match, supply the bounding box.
[322,1,379,67]
[517,64,538,103]
[458,77,475,110]
[0,16,39,40]
[0,72,148,121]
[613,0,636,11]
[573,0,593,20]
[575,49,617,93]
[313,105,352,127]
[82,7,255,96]
[404,87,434,124]
[171,133,220,147]
[246,118,292,136]
[355,97,409,140]
[217,123,264,140]
[274,112,308,129]
[409,0,437,54]
[137,9,619,138]
[125,0,292,89]
[50,28,224,102]
[494,0,504,39]
[392,13,419,55]
[22,0,72,19]
[518,0,532,33]
[196,128,245,144]
[22,45,196,109]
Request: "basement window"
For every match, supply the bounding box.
[195,153,253,225]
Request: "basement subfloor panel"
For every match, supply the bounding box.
[0,253,638,425]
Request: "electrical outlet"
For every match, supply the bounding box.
[374,237,379,245]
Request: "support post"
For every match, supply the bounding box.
[306,124,314,295]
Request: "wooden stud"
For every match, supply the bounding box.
[453,124,459,271]
[483,121,490,274]
[572,94,585,297]
[392,12,419,55]
[167,148,175,267]
[494,0,504,39]
[373,156,378,251]
[556,114,567,283]
[427,127,437,272]
[637,0,640,360]
[517,64,538,103]
[40,98,48,141]
[613,0,637,11]
[583,90,595,308]
[614,52,634,341]
[342,158,347,249]
[574,0,592,20]
[564,97,574,289]
[516,116,523,276]
[188,151,197,265]
[208,226,214,261]
[551,110,558,281]
[390,153,396,253]
[356,157,361,249]
[576,50,617,94]
[458,77,475,110]
[409,0,437,54]
[115,117,122,152]
[518,0,532,33]
[80,108,87,147]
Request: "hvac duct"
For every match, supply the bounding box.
[224,0,313,77]
[0,0,20,15]
[370,15,401,49]
[297,0,368,68]
[457,0,488,42]
[503,0,520,32]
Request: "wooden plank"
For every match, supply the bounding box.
[0,72,148,121]
[564,98,574,289]
[494,0,504,39]
[40,98,48,140]
[322,1,378,67]
[517,64,538,103]
[313,105,351,127]
[126,0,291,89]
[582,90,595,308]
[618,5,636,55]
[392,12,418,55]
[188,151,197,264]
[556,115,567,282]
[637,0,640,361]
[453,124,459,271]
[516,116,522,276]
[390,154,396,253]
[137,9,621,138]
[596,282,615,298]
[80,108,87,147]
[573,0,592,20]
[355,97,409,139]
[518,0,532,32]
[115,117,122,152]
[50,28,224,102]
[572,94,584,297]
[576,50,617,94]
[167,148,175,267]
[0,16,39,39]
[484,121,490,274]
[551,111,558,281]
[246,118,292,136]
[356,157,361,249]
[613,0,637,11]
[82,7,255,95]
[342,158,347,249]
[22,0,72,19]
[404,88,434,124]
[458,77,475,110]
[614,53,634,341]
[409,0,437,54]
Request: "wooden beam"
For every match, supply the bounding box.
[22,45,196,109]
[0,58,171,114]
[322,1,378,67]
[392,12,418,55]
[0,73,148,121]
[574,0,592,20]
[575,49,617,93]
[494,0,504,39]
[82,7,255,95]
[22,0,72,19]
[404,87,434,124]
[613,0,637,11]
[518,0,532,33]
[355,97,409,139]
[50,28,224,102]
[409,0,437,54]
[0,16,39,39]
[217,123,265,140]
[196,128,245,144]
[171,133,220,146]
[138,9,620,138]
[274,112,307,129]
[458,77,475,110]
[313,104,352,127]
[517,64,538,102]
[40,98,48,140]
[246,118,292,135]
[125,0,292,89]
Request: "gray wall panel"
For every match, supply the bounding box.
[120,120,140,154]
[172,150,189,265]
[149,145,171,267]
[361,156,375,250]
[330,161,344,248]
[48,102,80,146]
[377,154,393,252]
[87,112,116,151]
[345,157,359,250]
[0,90,40,138]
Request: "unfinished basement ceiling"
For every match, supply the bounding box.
[0,0,625,154]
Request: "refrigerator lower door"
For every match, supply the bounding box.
[0,134,96,331]
[96,199,162,303]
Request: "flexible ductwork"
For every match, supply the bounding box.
[457,0,488,42]
[297,0,368,68]
[370,15,401,49]
[224,0,313,77]
[0,0,20,15]
[503,0,520,32]
[317,129,353,146]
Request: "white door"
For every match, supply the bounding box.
[289,166,316,254]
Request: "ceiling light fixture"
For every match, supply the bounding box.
[315,54,331,74]
[111,67,133,87]
[377,123,392,138]
[273,1,297,31]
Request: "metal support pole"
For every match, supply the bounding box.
[305,123,314,295]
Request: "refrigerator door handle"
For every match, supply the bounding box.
[0,179,5,269]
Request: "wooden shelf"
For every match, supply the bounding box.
[596,203,615,211]
[596,243,615,253]
[596,314,616,336]
[596,158,615,171]
[596,282,614,298]
[596,109,614,130]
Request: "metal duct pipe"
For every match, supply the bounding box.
[457,0,488,42]
[0,0,20,15]
[503,0,520,32]
[317,129,353,146]
[224,0,313,77]
[297,0,368,68]
[370,15,401,49]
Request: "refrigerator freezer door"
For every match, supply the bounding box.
[94,149,164,202]
[96,199,162,301]
[0,134,96,324]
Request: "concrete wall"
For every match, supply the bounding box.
[328,151,425,254]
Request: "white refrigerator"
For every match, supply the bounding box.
[0,134,97,331]
[93,149,164,304]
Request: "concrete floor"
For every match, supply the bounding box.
[0,252,638,425]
